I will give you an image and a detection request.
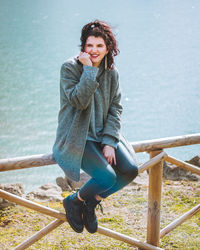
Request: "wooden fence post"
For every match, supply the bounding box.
[147,150,163,247]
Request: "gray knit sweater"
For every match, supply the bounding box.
[53,57,123,181]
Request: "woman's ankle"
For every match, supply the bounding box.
[95,195,102,201]
[77,191,84,202]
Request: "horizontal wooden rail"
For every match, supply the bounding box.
[160,204,200,238]
[0,189,162,250]
[131,133,200,153]
[0,134,198,170]
[15,219,64,250]
[0,154,56,172]
[164,155,200,176]
[0,133,199,172]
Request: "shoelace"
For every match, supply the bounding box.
[75,188,104,215]
[83,201,104,215]
[97,203,104,214]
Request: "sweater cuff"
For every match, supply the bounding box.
[102,135,118,149]
[83,65,99,81]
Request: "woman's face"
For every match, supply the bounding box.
[84,36,108,67]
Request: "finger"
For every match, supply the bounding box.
[109,156,113,166]
[84,52,90,58]
[113,154,116,165]
[79,52,87,58]
[81,52,88,56]
[109,157,112,166]
[103,153,109,163]
[105,155,111,165]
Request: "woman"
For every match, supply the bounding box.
[53,20,138,234]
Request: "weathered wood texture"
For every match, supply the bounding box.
[0,189,162,250]
[131,133,200,153]
[97,227,163,250]
[138,151,166,174]
[164,155,200,176]
[147,151,163,247]
[160,204,200,238]
[0,154,56,172]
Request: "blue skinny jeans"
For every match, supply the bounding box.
[79,140,138,200]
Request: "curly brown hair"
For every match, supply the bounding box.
[80,20,120,70]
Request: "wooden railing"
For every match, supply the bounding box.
[0,133,200,249]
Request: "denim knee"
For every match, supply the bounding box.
[127,163,138,181]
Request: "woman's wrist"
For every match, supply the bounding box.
[103,145,115,151]
[83,65,99,81]
[102,135,118,149]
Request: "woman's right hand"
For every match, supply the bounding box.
[102,145,116,166]
[78,52,92,66]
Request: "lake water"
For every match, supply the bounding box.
[0,0,200,192]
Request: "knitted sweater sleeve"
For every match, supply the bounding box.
[60,63,99,110]
[102,70,123,146]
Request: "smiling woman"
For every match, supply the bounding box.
[52,20,138,235]
[80,20,119,70]
[80,36,108,67]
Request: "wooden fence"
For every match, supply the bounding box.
[0,133,200,249]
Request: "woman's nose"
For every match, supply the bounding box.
[92,46,97,52]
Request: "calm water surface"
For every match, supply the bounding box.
[0,0,200,192]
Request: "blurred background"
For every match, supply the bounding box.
[0,0,199,192]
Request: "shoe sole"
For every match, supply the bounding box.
[63,198,83,233]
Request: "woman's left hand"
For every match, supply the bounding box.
[102,145,116,166]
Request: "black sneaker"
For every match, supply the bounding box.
[83,197,102,233]
[63,192,84,233]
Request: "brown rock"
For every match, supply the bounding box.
[0,183,24,209]
[26,183,63,202]
[186,155,200,168]
[56,177,72,192]
[163,161,199,181]
[56,172,90,191]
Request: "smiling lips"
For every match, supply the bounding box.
[90,54,99,59]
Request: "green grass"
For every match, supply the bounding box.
[0,179,199,249]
